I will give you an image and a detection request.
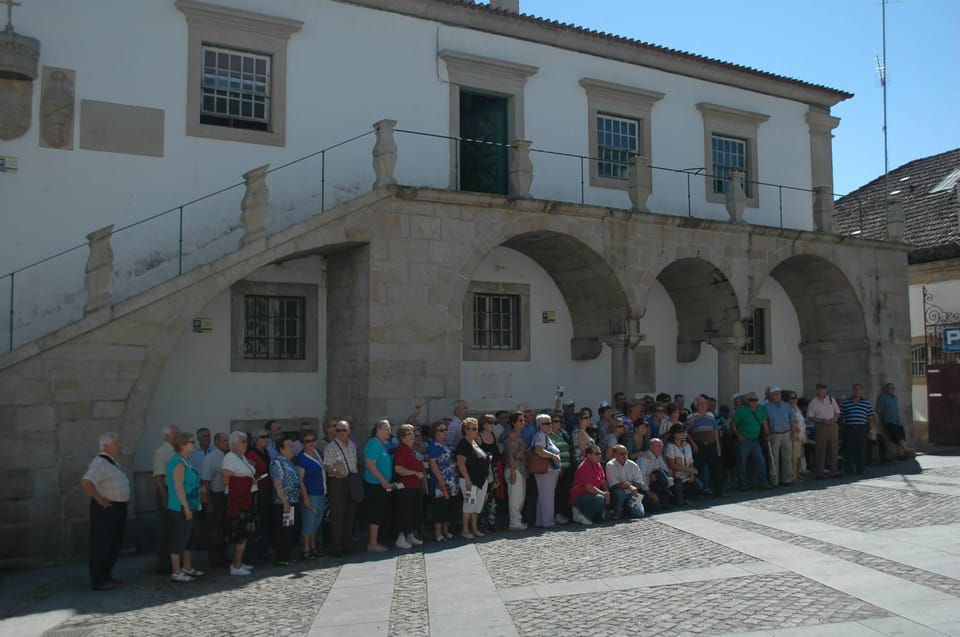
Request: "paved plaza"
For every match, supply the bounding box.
[3,453,960,637]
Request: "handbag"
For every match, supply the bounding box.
[336,440,365,503]
[527,448,549,475]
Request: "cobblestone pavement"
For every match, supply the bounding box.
[742,481,960,530]
[388,552,428,637]
[504,573,890,636]
[475,518,752,587]
[923,465,960,479]
[695,510,960,598]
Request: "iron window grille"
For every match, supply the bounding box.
[201,45,271,131]
[711,134,750,196]
[596,114,638,180]
[911,345,927,377]
[741,306,766,356]
[473,293,520,350]
[244,295,305,359]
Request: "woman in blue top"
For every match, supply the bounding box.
[271,437,301,565]
[427,420,459,542]
[295,430,326,559]
[166,432,205,582]
[363,420,395,553]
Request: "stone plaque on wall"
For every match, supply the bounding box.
[39,66,75,149]
[79,99,164,157]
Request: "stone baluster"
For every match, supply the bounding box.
[886,194,905,242]
[372,119,398,189]
[812,186,835,233]
[508,139,533,198]
[240,164,270,248]
[84,225,114,315]
[628,156,652,212]
[725,170,747,224]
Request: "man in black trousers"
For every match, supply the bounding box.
[80,432,130,591]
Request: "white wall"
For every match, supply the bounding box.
[135,255,327,470]
[3,0,819,350]
[739,277,804,397]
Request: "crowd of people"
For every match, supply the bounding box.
[79,381,909,589]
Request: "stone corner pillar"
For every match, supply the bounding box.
[240,163,270,248]
[84,224,114,315]
[886,195,905,242]
[812,186,835,233]
[725,170,747,223]
[709,323,744,407]
[628,156,652,212]
[603,318,644,395]
[508,138,533,198]
[372,118,398,189]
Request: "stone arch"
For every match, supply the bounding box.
[765,253,869,394]
[655,257,742,362]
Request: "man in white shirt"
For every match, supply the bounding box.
[81,432,130,591]
[201,432,229,567]
[446,399,469,449]
[605,445,650,518]
[637,438,674,509]
[807,383,842,479]
[151,424,178,573]
[189,427,212,472]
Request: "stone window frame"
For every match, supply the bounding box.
[579,78,664,191]
[438,50,538,190]
[177,0,302,147]
[696,102,769,208]
[462,281,530,362]
[231,281,319,372]
[741,298,772,365]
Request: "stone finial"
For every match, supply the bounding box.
[372,119,398,189]
[240,164,270,247]
[0,22,40,81]
[628,156,652,212]
[886,194,905,242]
[812,186,835,233]
[84,225,114,315]
[508,139,533,198]
[490,0,520,12]
[725,170,747,224]
[0,15,41,141]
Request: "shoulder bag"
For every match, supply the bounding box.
[336,441,365,503]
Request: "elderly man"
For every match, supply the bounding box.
[623,399,645,434]
[202,432,229,567]
[265,420,284,460]
[877,382,908,460]
[81,432,130,591]
[686,396,724,497]
[152,424,179,573]
[446,399,469,449]
[807,383,841,479]
[841,384,876,475]
[765,385,800,486]
[189,428,213,471]
[637,439,673,509]
[605,445,652,518]
[731,393,770,490]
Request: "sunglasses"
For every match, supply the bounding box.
[552,420,562,424]
[748,398,759,402]
[435,428,447,433]
[302,438,316,443]
[335,429,349,433]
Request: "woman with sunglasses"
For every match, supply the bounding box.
[569,444,610,525]
[478,414,504,533]
[503,411,529,531]
[394,423,426,549]
[245,428,273,560]
[294,430,326,559]
[426,420,459,542]
[456,417,490,539]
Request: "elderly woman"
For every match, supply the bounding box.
[503,411,528,531]
[532,414,563,529]
[455,417,490,539]
[245,429,272,560]
[364,419,396,553]
[322,420,359,556]
[166,432,204,582]
[549,414,573,525]
[427,420,459,542]
[569,444,609,525]
[478,414,503,532]
[271,436,301,565]
[222,431,257,575]
[394,423,426,549]
[294,430,326,559]
[664,424,702,505]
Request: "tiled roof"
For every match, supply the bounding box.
[833,149,960,260]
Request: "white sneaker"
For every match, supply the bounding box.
[241,564,254,570]
[230,565,251,576]
[554,513,570,525]
[407,533,423,546]
[170,571,194,582]
[508,523,528,531]
[571,506,593,526]
[396,535,412,549]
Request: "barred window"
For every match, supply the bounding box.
[201,46,271,131]
[711,134,750,195]
[912,345,928,377]
[244,295,305,359]
[742,306,766,356]
[473,293,520,350]
[596,114,638,180]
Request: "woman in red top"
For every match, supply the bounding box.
[394,423,426,549]
[245,429,272,559]
[568,444,610,525]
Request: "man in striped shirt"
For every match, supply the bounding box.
[840,384,876,475]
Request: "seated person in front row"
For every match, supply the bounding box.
[637,438,675,509]
[605,445,657,518]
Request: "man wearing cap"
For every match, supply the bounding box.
[765,386,800,486]
[840,383,876,475]
[807,383,841,479]
[731,393,770,490]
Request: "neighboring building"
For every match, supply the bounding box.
[0,0,910,564]
[834,148,960,443]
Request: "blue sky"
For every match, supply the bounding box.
[507,0,960,195]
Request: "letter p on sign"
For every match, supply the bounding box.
[945,327,960,353]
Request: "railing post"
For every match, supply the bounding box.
[627,156,652,212]
[579,156,585,205]
[178,206,184,275]
[508,139,533,198]
[320,150,326,212]
[687,172,692,217]
[778,185,783,228]
[240,164,270,247]
[725,170,747,224]
[84,224,115,316]
[372,118,398,189]
[8,272,14,351]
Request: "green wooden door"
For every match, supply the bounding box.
[459,92,509,195]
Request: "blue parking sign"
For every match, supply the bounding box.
[945,327,960,353]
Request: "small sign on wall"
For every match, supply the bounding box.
[193,317,213,333]
[542,310,556,324]
[0,156,17,173]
